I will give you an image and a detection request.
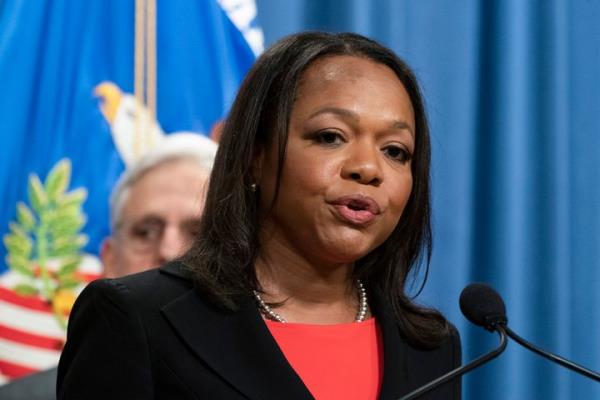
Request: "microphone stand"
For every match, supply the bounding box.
[398,326,508,400]
[504,326,600,382]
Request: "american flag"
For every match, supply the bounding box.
[0,256,101,384]
[0,0,261,385]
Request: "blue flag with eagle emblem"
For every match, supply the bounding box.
[0,0,262,383]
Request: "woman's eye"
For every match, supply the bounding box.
[314,131,344,145]
[383,145,412,163]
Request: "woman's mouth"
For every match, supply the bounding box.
[330,195,380,225]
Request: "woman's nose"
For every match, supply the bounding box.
[340,143,383,186]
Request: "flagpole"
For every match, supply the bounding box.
[134,0,145,160]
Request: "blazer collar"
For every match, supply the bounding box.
[160,263,410,400]
[372,293,412,400]
[160,263,313,400]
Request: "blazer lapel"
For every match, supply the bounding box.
[373,294,412,400]
[160,268,313,400]
[159,264,415,400]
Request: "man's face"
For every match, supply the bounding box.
[101,158,209,278]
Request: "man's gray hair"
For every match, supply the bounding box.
[109,133,217,230]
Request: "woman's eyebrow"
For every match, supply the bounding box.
[308,106,414,137]
[390,121,414,137]
[307,106,359,123]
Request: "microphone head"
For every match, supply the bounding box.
[459,283,507,332]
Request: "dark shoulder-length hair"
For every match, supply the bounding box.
[184,31,448,348]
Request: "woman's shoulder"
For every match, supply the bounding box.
[402,322,461,386]
[118,260,193,292]
[397,322,461,398]
[439,322,461,362]
[81,261,195,312]
[405,322,461,361]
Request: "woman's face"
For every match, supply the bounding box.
[257,55,415,266]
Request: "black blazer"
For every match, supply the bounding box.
[57,262,461,399]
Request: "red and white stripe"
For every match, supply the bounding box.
[0,254,102,384]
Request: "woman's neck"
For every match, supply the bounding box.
[254,238,363,324]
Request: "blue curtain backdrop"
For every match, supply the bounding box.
[255,0,599,399]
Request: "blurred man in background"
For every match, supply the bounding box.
[0,133,217,400]
[101,133,216,278]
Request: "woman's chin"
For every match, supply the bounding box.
[315,233,381,264]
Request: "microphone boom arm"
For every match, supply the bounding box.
[504,326,600,382]
[398,326,508,400]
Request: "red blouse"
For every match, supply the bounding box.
[265,318,383,400]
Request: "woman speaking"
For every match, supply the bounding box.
[57,32,461,399]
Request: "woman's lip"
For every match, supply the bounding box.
[329,195,381,225]
[333,205,377,225]
[330,195,381,214]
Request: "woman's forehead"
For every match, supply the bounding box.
[292,55,413,124]
[300,55,387,83]
[295,55,401,100]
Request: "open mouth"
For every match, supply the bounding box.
[330,195,380,225]
[347,200,368,211]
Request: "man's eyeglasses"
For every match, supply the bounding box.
[114,216,200,252]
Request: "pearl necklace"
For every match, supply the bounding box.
[253,280,368,323]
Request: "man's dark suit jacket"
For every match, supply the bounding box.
[57,262,461,399]
[0,367,57,400]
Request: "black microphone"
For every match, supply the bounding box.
[462,283,600,382]
[398,286,509,400]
